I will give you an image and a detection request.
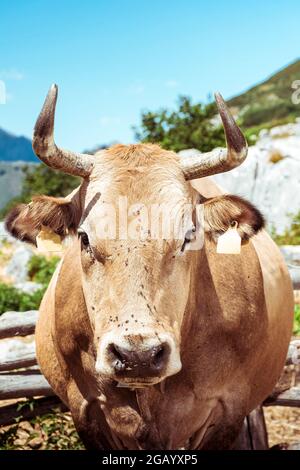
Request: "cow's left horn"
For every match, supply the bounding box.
[179,93,248,180]
[32,84,94,178]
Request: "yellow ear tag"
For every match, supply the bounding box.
[36,226,63,253]
[216,222,241,255]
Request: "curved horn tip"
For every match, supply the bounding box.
[42,84,58,104]
[214,92,228,110]
[48,83,58,99]
[214,91,222,101]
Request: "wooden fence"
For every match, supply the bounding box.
[0,309,299,449]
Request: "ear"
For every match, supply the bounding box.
[202,195,265,241]
[5,195,79,245]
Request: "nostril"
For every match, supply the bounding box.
[151,343,169,370]
[109,344,124,362]
[108,344,126,372]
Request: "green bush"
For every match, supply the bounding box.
[294,304,300,336]
[0,283,45,315]
[272,210,300,245]
[27,255,60,285]
[0,255,60,315]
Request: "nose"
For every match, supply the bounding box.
[107,342,170,378]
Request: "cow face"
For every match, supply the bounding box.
[76,145,195,386]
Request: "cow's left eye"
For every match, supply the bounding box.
[181,227,196,252]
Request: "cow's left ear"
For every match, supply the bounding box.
[202,195,265,241]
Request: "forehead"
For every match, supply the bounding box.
[80,144,193,246]
[85,144,191,205]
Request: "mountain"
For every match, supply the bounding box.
[228,59,300,130]
[0,161,36,208]
[0,128,37,162]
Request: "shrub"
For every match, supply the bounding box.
[0,255,59,315]
[27,255,60,285]
[294,304,300,336]
[272,210,300,245]
[0,283,45,315]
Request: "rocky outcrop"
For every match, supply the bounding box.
[180,119,300,234]
[5,246,34,284]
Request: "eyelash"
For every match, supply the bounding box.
[78,229,93,254]
[181,227,196,252]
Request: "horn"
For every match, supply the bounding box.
[180,92,248,180]
[32,84,94,177]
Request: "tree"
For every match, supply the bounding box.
[134,96,226,152]
[0,164,80,217]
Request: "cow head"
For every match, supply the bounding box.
[5,86,264,387]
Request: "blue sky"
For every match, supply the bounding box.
[0,0,299,151]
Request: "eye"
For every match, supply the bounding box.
[181,226,196,252]
[78,228,90,249]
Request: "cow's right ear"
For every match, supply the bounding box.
[5,195,79,245]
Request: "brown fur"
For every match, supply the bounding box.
[105,143,179,164]
[203,194,265,240]
[5,195,78,245]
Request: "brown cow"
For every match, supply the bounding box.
[5,85,294,449]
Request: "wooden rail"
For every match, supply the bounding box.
[0,310,38,340]
[0,371,54,400]
[0,396,67,427]
[0,350,37,372]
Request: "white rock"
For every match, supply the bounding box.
[280,246,300,264]
[5,245,34,283]
[0,221,21,245]
[15,281,42,294]
[180,121,300,234]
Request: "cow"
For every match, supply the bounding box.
[5,85,294,450]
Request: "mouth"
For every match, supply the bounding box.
[115,377,162,389]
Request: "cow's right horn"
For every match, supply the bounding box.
[32,84,94,178]
[179,93,248,180]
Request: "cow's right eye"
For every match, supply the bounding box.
[78,229,90,248]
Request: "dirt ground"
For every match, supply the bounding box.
[265,406,300,448]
